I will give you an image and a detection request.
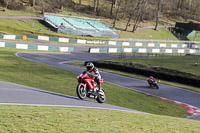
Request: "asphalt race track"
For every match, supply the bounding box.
[0,52,146,113]
[0,81,143,113]
[1,52,200,118]
[16,52,200,109]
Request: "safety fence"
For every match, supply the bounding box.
[26,34,200,49]
[0,35,27,40]
[89,47,200,54]
[0,42,74,52]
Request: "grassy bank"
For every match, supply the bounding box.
[0,19,108,40]
[0,9,40,16]
[0,9,179,40]
[99,55,200,78]
[0,105,199,133]
[0,47,189,117]
[120,27,178,40]
[0,18,177,40]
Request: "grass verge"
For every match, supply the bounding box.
[0,105,199,133]
[120,27,179,40]
[0,47,189,117]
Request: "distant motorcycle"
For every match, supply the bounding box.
[76,71,106,103]
[147,79,159,89]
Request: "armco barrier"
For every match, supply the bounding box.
[89,48,199,54]
[0,42,74,52]
[85,61,200,88]
[26,34,77,43]
[0,35,26,40]
[26,34,200,49]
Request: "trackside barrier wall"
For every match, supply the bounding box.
[88,48,200,54]
[26,34,200,49]
[85,61,200,88]
[0,42,74,52]
[0,35,26,40]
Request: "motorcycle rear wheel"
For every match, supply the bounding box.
[76,84,87,99]
[96,88,106,103]
[155,84,159,89]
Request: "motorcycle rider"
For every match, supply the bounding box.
[86,62,102,93]
[147,76,156,85]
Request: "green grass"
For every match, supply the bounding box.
[0,105,199,133]
[0,19,109,40]
[0,47,189,117]
[0,9,40,16]
[101,55,200,77]
[0,18,178,41]
[0,19,50,35]
[120,28,179,40]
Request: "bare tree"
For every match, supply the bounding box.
[154,0,162,30]
[176,0,182,16]
[4,0,12,9]
[94,0,96,12]
[32,0,35,7]
[122,0,128,19]
[110,0,115,17]
[113,0,122,28]
[96,0,100,15]
[132,0,148,32]
[125,0,142,31]
[193,0,200,19]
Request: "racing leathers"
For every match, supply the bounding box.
[88,67,101,90]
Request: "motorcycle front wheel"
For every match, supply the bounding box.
[96,88,106,103]
[76,84,87,100]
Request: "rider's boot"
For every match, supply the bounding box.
[88,88,94,94]
[97,84,101,91]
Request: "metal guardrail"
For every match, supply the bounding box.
[110,38,200,44]
[89,47,200,54]
[26,34,200,49]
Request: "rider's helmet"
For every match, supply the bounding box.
[86,62,94,72]
[149,76,153,79]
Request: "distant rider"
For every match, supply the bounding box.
[147,76,156,84]
[86,62,102,92]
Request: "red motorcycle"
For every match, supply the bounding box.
[76,71,106,103]
[147,79,159,89]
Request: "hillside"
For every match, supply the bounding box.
[0,0,200,32]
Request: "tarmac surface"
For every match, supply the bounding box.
[14,52,200,121]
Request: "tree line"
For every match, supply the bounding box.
[1,0,200,32]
